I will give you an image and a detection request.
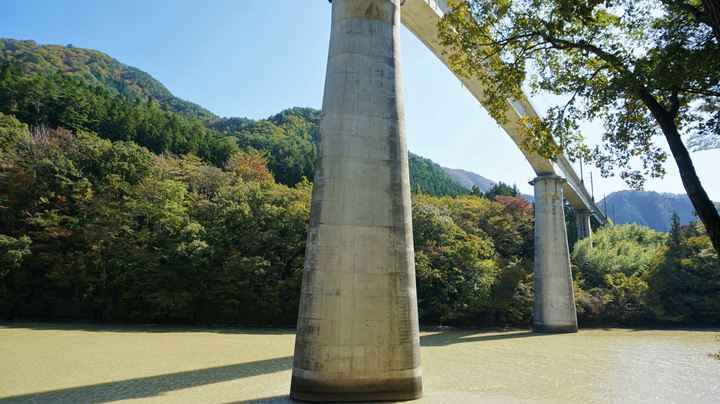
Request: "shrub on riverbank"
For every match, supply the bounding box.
[572,219,720,325]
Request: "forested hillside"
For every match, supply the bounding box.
[409,153,470,197]
[0,113,536,325]
[210,109,471,195]
[443,166,494,192]
[1,39,718,327]
[0,39,472,196]
[600,190,715,231]
[211,109,319,186]
[0,39,218,122]
[0,63,236,165]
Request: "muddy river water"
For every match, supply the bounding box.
[0,324,718,403]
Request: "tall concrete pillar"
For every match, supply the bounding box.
[575,209,592,240]
[530,175,578,333]
[290,0,422,401]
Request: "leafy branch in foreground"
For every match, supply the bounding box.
[439,0,720,256]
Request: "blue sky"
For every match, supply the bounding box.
[1,0,718,200]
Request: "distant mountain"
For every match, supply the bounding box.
[599,190,704,232]
[442,167,495,192]
[443,166,534,202]
[444,166,707,231]
[0,39,218,122]
[409,154,469,197]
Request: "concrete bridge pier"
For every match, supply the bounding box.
[290,0,422,401]
[575,209,593,240]
[530,175,578,333]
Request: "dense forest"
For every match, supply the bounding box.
[1,39,218,122]
[1,40,718,327]
[0,113,532,325]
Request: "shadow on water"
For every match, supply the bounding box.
[0,322,296,335]
[0,356,293,403]
[420,330,548,346]
[237,396,296,404]
[418,326,720,347]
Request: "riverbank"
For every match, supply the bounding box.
[1,323,718,403]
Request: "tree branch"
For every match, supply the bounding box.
[669,90,680,117]
[659,0,712,26]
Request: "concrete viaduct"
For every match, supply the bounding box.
[290,0,609,401]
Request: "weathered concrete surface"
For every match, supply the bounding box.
[575,209,593,240]
[290,0,422,401]
[530,175,578,333]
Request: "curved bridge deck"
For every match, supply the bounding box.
[401,0,607,224]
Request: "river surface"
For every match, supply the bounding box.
[0,324,718,403]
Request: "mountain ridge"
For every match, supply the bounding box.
[442,167,495,192]
[443,165,711,231]
[598,190,703,232]
[0,38,218,122]
[7,36,706,226]
[1,38,470,196]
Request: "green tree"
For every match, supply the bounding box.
[470,185,483,197]
[0,112,28,159]
[0,235,31,274]
[572,224,665,323]
[645,216,720,323]
[439,0,720,257]
[444,195,534,258]
[572,224,665,287]
[484,181,519,200]
[412,194,535,326]
[412,197,497,324]
[234,120,316,186]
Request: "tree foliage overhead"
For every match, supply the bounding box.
[439,0,720,256]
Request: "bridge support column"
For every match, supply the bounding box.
[530,175,578,333]
[575,209,592,240]
[290,0,422,401]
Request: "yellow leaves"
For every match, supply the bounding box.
[518,116,564,159]
[225,150,274,183]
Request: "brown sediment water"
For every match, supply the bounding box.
[0,324,717,403]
